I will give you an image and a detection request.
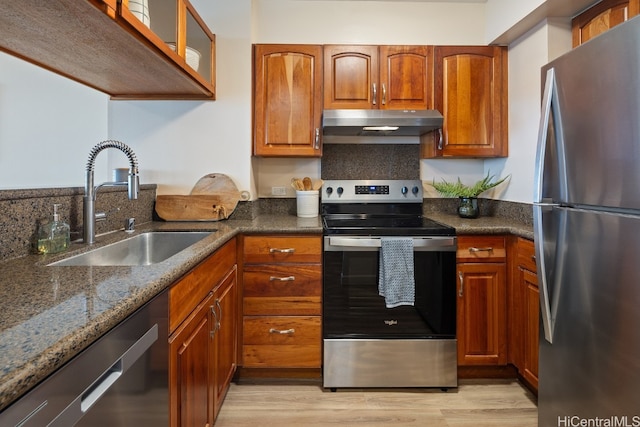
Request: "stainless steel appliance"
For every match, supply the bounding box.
[0,290,168,426]
[322,109,443,136]
[322,179,457,389]
[535,16,640,426]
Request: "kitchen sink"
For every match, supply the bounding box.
[49,231,213,266]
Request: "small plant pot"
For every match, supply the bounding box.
[458,197,479,218]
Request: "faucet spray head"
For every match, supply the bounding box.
[128,169,139,200]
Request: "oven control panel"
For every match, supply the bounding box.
[322,180,423,203]
[355,185,389,195]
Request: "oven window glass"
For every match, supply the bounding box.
[323,249,456,339]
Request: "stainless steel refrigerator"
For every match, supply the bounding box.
[534,16,640,427]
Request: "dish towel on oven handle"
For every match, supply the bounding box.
[378,237,415,308]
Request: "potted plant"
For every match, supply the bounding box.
[429,172,510,218]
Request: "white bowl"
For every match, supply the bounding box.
[128,0,150,28]
[166,43,201,72]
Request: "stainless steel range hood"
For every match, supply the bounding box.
[322,109,443,137]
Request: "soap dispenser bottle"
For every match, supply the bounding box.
[37,204,71,254]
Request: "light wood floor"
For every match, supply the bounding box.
[216,379,538,426]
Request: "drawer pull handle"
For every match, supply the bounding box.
[531,255,536,262]
[269,248,295,254]
[458,271,464,297]
[269,328,295,335]
[468,246,494,253]
[269,276,295,282]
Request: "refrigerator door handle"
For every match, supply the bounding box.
[534,68,554,202]
[534,67,568,204]
[534,206,555,344]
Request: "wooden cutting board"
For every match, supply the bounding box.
[155,174,242,221]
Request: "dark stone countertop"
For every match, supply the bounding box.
[0,212,531,412]
[0,215,321,412]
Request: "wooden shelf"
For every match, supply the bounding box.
[0,0,215,100]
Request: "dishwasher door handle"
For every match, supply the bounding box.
[49,324,159,427]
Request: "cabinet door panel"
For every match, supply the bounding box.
[379,45,432,110]
[213,268,238,416]
[523,268,539,389]
[169,292,214,427]
[324,45,378,109]
[254,45,323,156]
[457,263,507,365]
[572,0,640,46]
[427,46,507,158]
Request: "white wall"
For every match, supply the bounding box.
[0,53,109,189]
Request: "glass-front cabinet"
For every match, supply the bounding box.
[0,0,215,99]
[119,0,216,98]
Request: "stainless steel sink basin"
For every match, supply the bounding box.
[49,231,213,266]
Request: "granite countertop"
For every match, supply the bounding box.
[0,214,322,412]
[0,212,531,412]
[429,212,534,240]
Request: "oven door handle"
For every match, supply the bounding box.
[327,236,456,249]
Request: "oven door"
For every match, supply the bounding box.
[323,235,457,340]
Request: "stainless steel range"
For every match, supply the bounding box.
[322,179,457,390]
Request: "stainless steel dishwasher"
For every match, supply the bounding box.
[0,289,168,426]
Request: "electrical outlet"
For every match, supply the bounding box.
[271,186,287,196]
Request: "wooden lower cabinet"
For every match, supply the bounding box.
[169,291,215,427]
[456,236,508,366]
[169,238,237,427]
[508,237,539,392]
[242,316,321,367]
[241,234,322,371]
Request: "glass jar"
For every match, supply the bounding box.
[458,197,479,219]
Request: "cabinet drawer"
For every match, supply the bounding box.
[243,235,321,264]
[244,264,321,315]
[516,238,537,273]
[243,265,321,297]
[457,235,506,262]
[242,316,321,368]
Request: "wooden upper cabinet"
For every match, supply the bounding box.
[0,0,216,99]
[323,45,432,110]
[422,45,508,158]
[572,0,640,47]
[323,45,379,109]
[253,44,323,157]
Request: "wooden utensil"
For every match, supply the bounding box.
[302,177,312,190]
[291,177,304,190]
[312,179,324,191]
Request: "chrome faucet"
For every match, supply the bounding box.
[84,140,139,244]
